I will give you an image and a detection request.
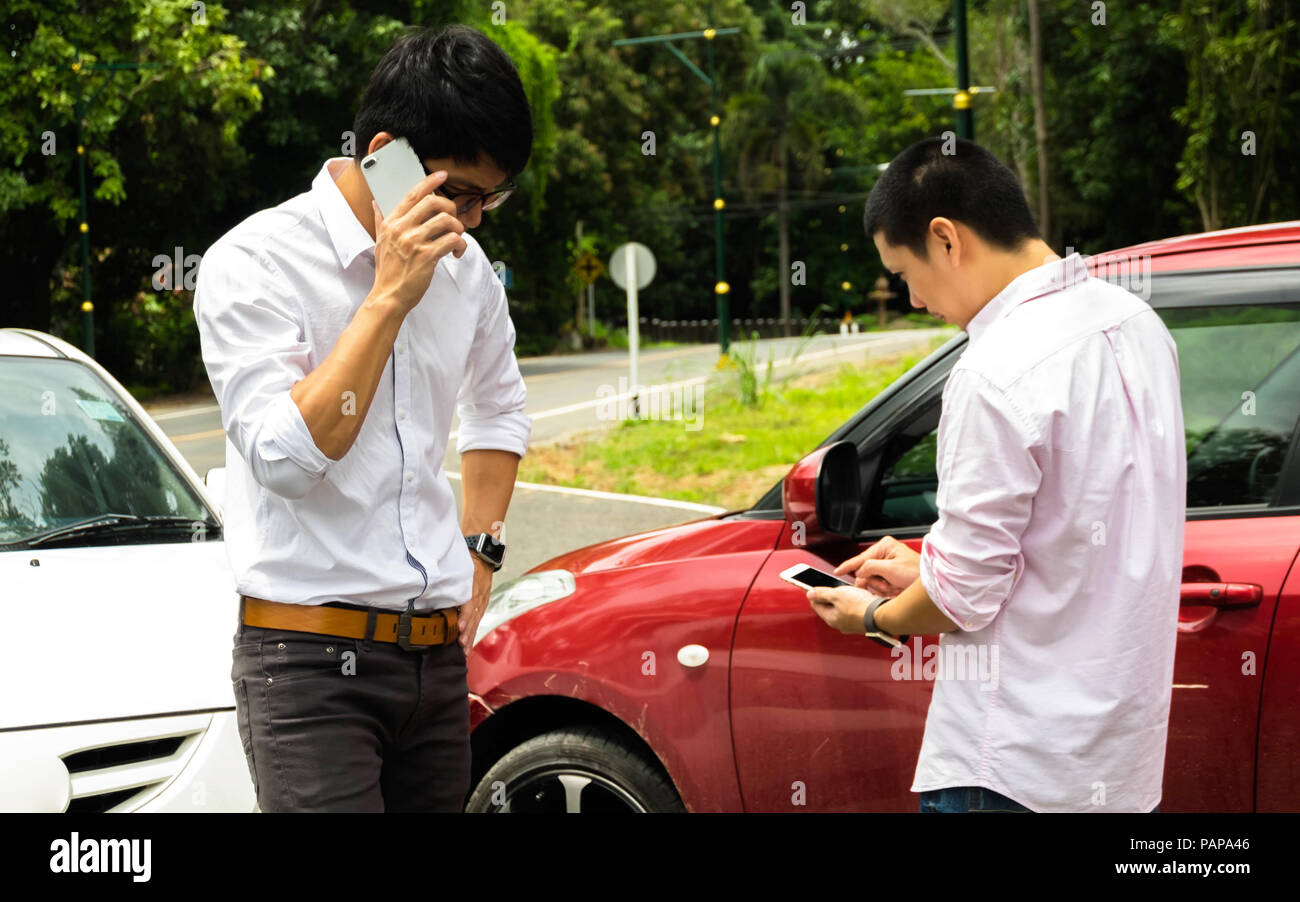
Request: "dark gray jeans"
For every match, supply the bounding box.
[230,618,470,812]
[920,786,1160,813]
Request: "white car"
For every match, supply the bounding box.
[0,328,255,812]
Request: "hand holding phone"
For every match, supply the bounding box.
[781,563,906,649]
[361,137,468,313]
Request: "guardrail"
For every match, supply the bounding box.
[637,317,860,343]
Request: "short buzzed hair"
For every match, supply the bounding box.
[863,136,1041,259]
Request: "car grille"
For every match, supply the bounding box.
[47,713,211,812]
[63,735,194,812]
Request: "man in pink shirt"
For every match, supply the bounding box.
[808,136,1183,813]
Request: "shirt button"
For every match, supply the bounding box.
[406,473,414,483]
[398,410,407,420]
[397,345,406,356]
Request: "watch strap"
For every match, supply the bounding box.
[863,596,887,635]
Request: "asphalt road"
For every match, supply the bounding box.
[150,329,948,581]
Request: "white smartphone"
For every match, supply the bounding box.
[779,563,853,591]
[360,136,427,217]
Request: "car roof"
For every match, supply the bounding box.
[0,328,66,358]
[1090,220,1300,274]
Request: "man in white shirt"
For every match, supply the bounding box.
[807,136,1183,813]
[194,25,533,812]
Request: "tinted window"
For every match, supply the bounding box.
[874,403,940,528]
[0,358,210,543]
[1164,304,1300,506]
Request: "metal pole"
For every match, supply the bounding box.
[705,12,729,356]
[953,0,973,140]
[574,219,584,336]
[612,22,737,359]
[74,60,94,358]
[626,251,640,415]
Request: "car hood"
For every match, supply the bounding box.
[528,513,783,576]
[0,541,239,730]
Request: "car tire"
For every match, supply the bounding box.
[466,727,685,813]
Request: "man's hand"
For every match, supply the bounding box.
[372,169,468,313]
[808,584,882,635]
[457,555,494,656]
[834,535,921,597]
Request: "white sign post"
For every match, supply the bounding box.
[609,242,656,415]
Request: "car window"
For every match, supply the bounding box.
[1164,304,1300,506]
[858,301,1300,531]
[871,402,941,529]
[0,358,211,543]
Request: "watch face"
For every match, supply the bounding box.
[468,534,505,566]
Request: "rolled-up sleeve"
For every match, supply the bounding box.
[456,264,531,457]
[920,369,1042,632]
[193,242,335,500]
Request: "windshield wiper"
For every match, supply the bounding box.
[3,515,221,549]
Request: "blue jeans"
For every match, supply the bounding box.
[919,786,1160,813]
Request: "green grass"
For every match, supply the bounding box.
[519,335,950,510]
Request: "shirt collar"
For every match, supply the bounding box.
[964,252,1088,343]
[313,157,376,269]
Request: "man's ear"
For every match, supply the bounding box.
[929,217,960,263]
[367,132,394,156]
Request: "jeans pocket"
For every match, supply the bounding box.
[262,630,359,685]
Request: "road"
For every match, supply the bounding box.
[150,329,948,581]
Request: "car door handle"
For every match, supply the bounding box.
[1179,582,1261,608]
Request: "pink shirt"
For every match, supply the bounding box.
[912,253,1186,812]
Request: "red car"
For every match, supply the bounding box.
[466,222,1300,812]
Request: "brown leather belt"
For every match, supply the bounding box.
[240,596,459,650]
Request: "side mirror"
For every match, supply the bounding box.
[204,467,227,517]
[782,440,863,543]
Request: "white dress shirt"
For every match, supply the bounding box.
[194,158,530,612]
[911,253,1186,812]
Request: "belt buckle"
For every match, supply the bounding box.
[396,609,421,652]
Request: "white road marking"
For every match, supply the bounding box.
[444,470,727,514]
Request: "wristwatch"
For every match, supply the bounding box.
[465,533,506,572]
[863,596,909,649]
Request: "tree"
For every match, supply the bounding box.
[1163,0,1299,230]
[725,44,863,334]
[0,0,265,355]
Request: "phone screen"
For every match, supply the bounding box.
[784,566,851,589]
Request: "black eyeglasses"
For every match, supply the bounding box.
[422,170,515,214]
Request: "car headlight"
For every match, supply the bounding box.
[475,569,576,644]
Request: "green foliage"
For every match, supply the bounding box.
[1161,0,1299,229]
[728,330,775,408]
[3,0,1299,399]
[728,301,832,407]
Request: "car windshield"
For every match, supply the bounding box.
[0,357,211,544]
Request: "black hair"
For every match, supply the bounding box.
[352,25,533,179]
[863,136,1041,259]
